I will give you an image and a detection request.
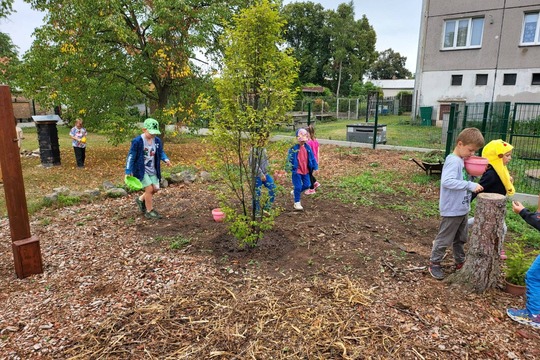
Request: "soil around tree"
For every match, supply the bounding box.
[0,146,538,359]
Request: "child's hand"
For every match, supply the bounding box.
[512,201,525,214]
[313,170,319,175]
[474,184,483,193]
[165,159,172,167]
[510,176,514,183]
[260,174,267,182]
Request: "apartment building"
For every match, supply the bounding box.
[414,0,540,125]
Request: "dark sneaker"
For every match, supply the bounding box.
[507,308,540,328]
[135,198,145,213]
[145,209,162,219]
[429,264,445,280]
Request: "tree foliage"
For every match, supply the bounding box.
[209,0,298,248]
[281,1,330,86]
[0,32,19,87]
[368,48,412,80]
[17,0,248,142]
[0,0,13,18]
[281,1,376,97]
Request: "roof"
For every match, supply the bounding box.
[369,79,415,89]
[302,86,325,93]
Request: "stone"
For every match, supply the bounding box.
[43,193,58,203]
[83,189,101,198]
[199,171,211,182]
[102,180,116,190]
[106,188,127,198]
[52,186,70,196]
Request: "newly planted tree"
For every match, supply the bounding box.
[209,0,298,248]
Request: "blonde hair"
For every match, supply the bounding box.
[456,127,484,148]
[307,125,316,140]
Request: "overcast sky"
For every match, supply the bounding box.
[0,0,422,72]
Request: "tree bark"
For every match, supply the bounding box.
[446,193,506,293]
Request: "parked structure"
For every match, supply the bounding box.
[369,79,414,97]
[414,0,540,126]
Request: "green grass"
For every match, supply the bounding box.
[273,115,444,149]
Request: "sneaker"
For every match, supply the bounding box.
[145,209,162,219]
[293,202,304,211]
[507,308,540,328]
[135,197,145,213]
[313,181,321,189]
[500,250,507,260]
[455,262,464,270]
[429,263,444,280]
[305,189,316,195]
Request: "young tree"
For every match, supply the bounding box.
[210,0,298,248]
[17,0,248,142]
[368,48,413,80]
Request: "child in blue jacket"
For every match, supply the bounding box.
[287,128,318,211]
[125,118,172,219]
[507,199,540,329]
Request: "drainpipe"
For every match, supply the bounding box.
[413,0,430,121]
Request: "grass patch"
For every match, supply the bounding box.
[272,115,443,149]
[154,235,192,250]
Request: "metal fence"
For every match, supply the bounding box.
[446,102,540,194]
[292,95,407,122]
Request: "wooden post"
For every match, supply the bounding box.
[447,193,506,292]
[0,85,43,278]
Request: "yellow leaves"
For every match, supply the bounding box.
[60,43,77,54]
[78,109,86,115]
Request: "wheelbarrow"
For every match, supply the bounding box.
[411,158,443,175]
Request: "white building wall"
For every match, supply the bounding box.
[419,68,540,122]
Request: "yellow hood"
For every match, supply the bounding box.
[481,139,515,196]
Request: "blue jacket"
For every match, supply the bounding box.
[287,143,318,173]
[125,135,169,181]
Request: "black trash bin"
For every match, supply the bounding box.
[346,123,387,144]
[32,115,62,167]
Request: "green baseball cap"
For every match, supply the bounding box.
[143,118,161,135]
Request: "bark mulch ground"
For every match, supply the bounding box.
[1,145,539,359]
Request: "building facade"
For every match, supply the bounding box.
[414,0,540,125]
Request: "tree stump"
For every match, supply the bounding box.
[447,193,506,293]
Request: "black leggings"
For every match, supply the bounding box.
[73,147,86,167]
[309,168,317,189]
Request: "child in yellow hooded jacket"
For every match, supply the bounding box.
[469,139,514,259]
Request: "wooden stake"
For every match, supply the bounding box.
[0,85,43,278]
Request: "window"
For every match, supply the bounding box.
[521,12,540,45]
[451,75,463,86]
[476,74,488,86]
[532,73,540,85]
[443,18,484,49]
[503,74,517,85]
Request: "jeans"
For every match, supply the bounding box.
[253,175,275,211]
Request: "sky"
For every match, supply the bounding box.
[0,0,422,72]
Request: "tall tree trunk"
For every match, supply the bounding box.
[336,59,342,99]
[447,193,506,293]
